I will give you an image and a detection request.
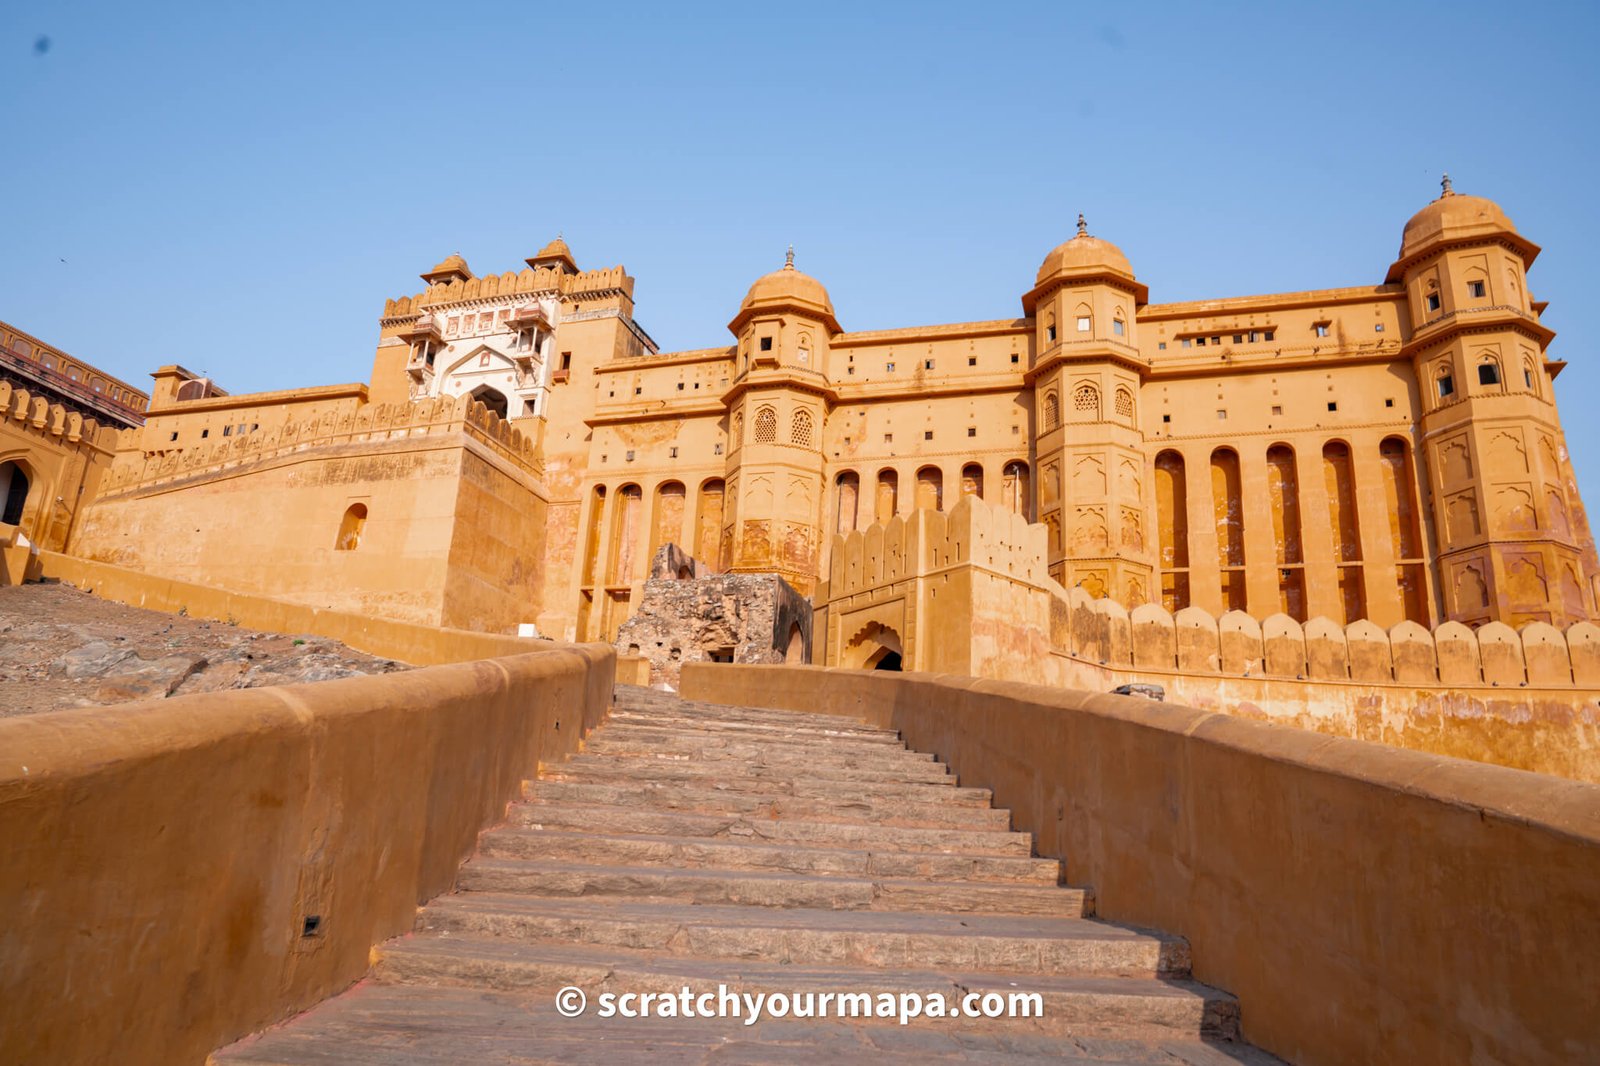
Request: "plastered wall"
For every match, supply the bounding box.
[0,641,614,1066]
[679,663,1600,1066]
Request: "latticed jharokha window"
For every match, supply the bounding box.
[1074,385,1100,416]
[1115,388,1134,419]
[754,405,777,443]
[790,409,813,447]
[1043,392,1059,430]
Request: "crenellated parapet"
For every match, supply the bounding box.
[98,393,541,497]
[381,265,634,320]
[826,493,1049,597]
[1058,591,1600,689]
[0,380,113,452]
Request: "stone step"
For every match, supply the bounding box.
[454,858,1088,916]
[614,687,877,729]
[373,937,1239,1041]
[606,708,902,743]
[417,895,1178,977]
[540,762,986,805]
[523,779,1011,830]
[477,826,1062,884]
[214,983,1281,1065]
[510,800,1035,856]
[558,750,956,786]
[591,723,916,759]
[584,731,940,767]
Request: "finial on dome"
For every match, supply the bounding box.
[1441,173,1454,198]
[785,245,795,270]
[1077,213,1088,237]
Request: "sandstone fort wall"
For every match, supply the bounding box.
[679,662,1600,1066]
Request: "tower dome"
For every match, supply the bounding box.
[1036,215,1137,287]
[1388,176,1538,280]
[421,253,473,285]
[1025,215,1146,312]
[730,248,839,332]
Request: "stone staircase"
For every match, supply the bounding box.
[215,686,1282,1064]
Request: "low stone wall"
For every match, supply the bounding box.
[1045,591,1600,783]
[679,663,1600,1066]
[0,644,614,1066]
[21,551,545,666]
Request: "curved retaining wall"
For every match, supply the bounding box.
[0,644,614,1065]
[680,663,1600,1066]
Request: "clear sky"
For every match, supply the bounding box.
[4,1,1598,501]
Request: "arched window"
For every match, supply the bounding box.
[754,405,777,443]
[790,408,813,447]
[1524,359,1538,395]
[1477,360,1501,387]
[1074,384,1100,417]
[1115,387,1134,420]
[1436,364,1455,400]
[731,410,743,447]
[469,384,509,420]
[335,503,368,551]
[0,460,30,526]
[1042,391,1059,430]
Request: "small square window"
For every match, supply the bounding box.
[1327,402,1338,412]
[1264,331,1275,341]
[1233,334,1244,344]
[669,446,678,458]
[924,430,933,441]
[1438,374,1455,397]
[713,443,723,455]
[886,362,895,372]
[847,366,855,375]
[1010,353,1020,364]
[677,382,684,390]
[1182,338,1192,348]
[1426,293,1441,312]
[1478,363,1500,386]
[1196,337,1206,347]
[1315,324,1329,337]
[884,433,893,443]
[1525,368,1534,387]
[967,427,976,437]
[1271,405,1282,416]
[1211,336,1221,345]
[1468,280,1486,298]
[1012,425,1020,434]
[1076,316,1091,332]
[201,429,209,438]
[601,454,608,463]
[1158,342,1167,351]
[1046,325,1057,342]
[561,352,573,371]
[1162,414,1171,424]
[169,431,179,441]
[967,356,977,366]
[625,450,635,461]
[759,336,773,351]
[1385,398,1395,408]
[1113,320,1125,336]
[924,359,934,370]
[1216,410,1226,420]
[223,425,233,437]
[1375,323,1385,332]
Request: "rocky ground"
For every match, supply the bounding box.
[0,582,408,717]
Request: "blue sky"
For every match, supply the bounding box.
[4,1,1598,500]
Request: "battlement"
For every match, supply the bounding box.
[383,265,634,319]
[0,381,115,452]
[1059,588,1600,690]
[826,494,1049,596]
[99,392,540,497]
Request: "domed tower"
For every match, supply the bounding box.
[1021,216,1155,605]
[1390,177,1597,625]
[719,249,840,590]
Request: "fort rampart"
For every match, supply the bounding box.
[0,619,615,1066]
[679,662,1600,1066]
[817,496,1600,781]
